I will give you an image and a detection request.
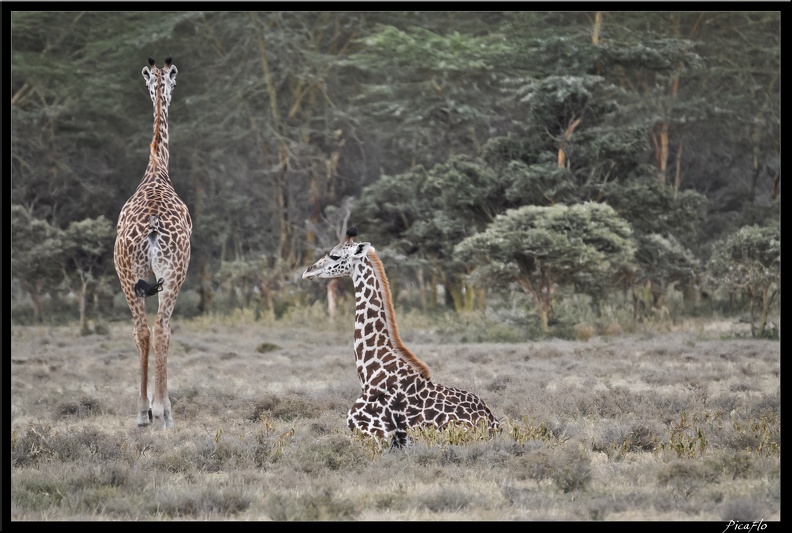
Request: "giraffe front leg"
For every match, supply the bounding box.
[387,391,410,450]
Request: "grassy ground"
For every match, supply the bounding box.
[9,308,780,521]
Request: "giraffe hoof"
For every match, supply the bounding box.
[136,409,152,427]
[151,415,173,429]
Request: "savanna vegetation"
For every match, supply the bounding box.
[9,313,781,521]
[10,9,780,522]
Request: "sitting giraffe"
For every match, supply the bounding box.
[303,227,499,447]
[114,58,191,428]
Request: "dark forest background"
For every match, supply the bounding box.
[10,11,780,338]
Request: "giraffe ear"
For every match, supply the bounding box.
[142,66,152,81]
[354,242,371,258]
[168,65,178,81]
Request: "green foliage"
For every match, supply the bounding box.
[11,205,67,321]
[708,225,780,337]
[509,73,617,135]
[406,419,495,447]
[350,24,510,73]
[343,21,511,171]
[709,225,780,281]
[635,233,701,286]
[10,12,781,325]
[605,180,708,247]
[455,202,636,332]
[256,342,281,353]
[61,216,116,280]
[502,161,579,206]
[357,155,515,311]
[510,419,561,446]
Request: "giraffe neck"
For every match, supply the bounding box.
[146,78,170,178]
[351,250,431,387]
[147,101,170,176]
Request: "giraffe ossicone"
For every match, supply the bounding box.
[114,57,191,429]
[303,227,500,448]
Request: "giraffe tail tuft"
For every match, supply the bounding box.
[135,278,165,298]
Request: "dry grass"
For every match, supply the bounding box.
[9,312,780,521]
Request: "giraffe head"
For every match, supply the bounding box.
[142,57,178,107]
[303,227,371,281]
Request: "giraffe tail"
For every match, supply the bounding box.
[135,278,164,298]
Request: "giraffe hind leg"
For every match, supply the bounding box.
[149,280,182,429]
[126,296,153,427]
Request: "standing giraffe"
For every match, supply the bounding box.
[114,57,191,428]
[303,228,499,447]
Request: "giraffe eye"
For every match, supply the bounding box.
[329,255,340,261]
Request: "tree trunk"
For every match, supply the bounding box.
[652,71,680,187]
[276,160,293,264]
[757,287,769,337]
[197,260,214,314]
[541,278,555,332]
[252,12,294,266]
[305,174,321,264]
[463,281,476,312]
[557,116,582,169]
[516,276,551,334]
[539,305,550,334]
[476,287,487,312]
[417,268,428,311]
[673,138,684,193]
[652,121,669,186]
[430,270,439,311]
[24,283,44,324]
[747,287,757,338]
[79,278,88,333]
[444,276,465,313]
[591,11,603,45]
[770,169,780,200]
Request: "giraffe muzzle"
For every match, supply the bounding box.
[302,267,317,280]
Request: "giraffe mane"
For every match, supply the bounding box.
[366,248,432,380]
[150,67,162,171]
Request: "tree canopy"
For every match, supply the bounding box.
[10,10,780,329]
[455,202,636,332]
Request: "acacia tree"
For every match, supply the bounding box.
[603,179,708,316]
[356,155,514,312]
[11,205,66,323]
[708,224,780,338]
[341,19,515,174]
[455,202,636,333]
[11,12,174,227]
[61,216,117,333]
